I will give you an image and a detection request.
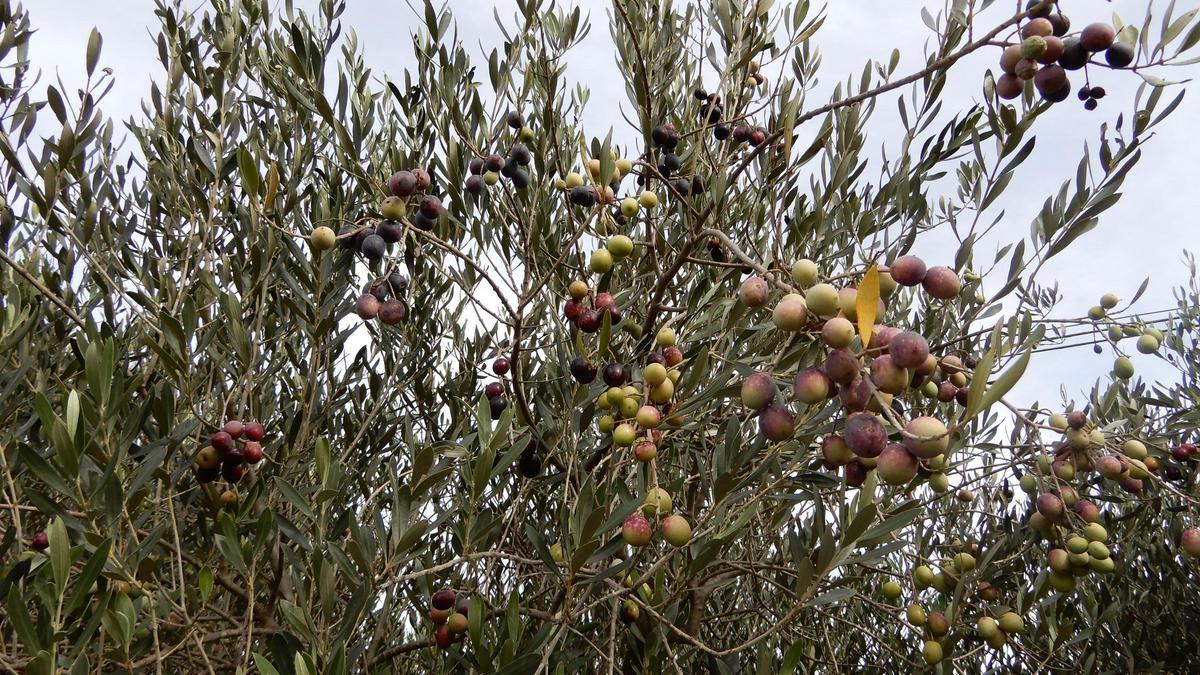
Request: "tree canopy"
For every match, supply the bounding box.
[2,0,1200,672]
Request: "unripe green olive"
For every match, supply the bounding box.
[590,249,614,274]
[612,423,636,446]
[607,234,634,258]
[1113,356,1135,379]
[907,603,926,626]
[1083,523,1108,543]
[1123,439,1147,460]
[930,472,949,493]
[1136,334,1160,354]
[791,259,819,287]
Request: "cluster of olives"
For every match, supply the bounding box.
[305,169,443,265]
[1174,445,1199,558]
[1014,409,1200,564]
[554,118,712,233]
[429,588,472,649]
[695,87,726,132]
[1021,408,1195,519]
[354,270,410,325]
[563,281,627,338]
[559,153,639,209]
[482,357,544,478]
[730,124,768,147]
[563,283,694,555]
[738,254,968,493]
[588,232,643,278]
[1082,292,1165,378]
[1160,441,1196,483]
[591,328,685,454]
[194,420,266,485]
[696,63,768,138]
[646,123,709,198]
[1031,409,1166,498]
[1171,442,1196,463]
[481,379,507,420]
[1009,410,1155,591]
[620,509,692,549]
[972,612,1027,654]
[902,546,1028,663]
[1041,522,1114,591]
[607,490,692,616]
[996,3,1132,106]
[465,112,537,194]
[705,236,729,263]
[599,563,660,624]
[1076,84,1107,110]
[312,165,443,332]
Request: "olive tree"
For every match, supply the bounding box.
[2,0,1200,672]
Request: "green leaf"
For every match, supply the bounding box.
[859,502,922,545]
[66,390,80,441]
[49,517,70,596]
[965,324,1001,420]
[316,436,332,485]
[506,591,521,645]
[24,651,55,675]
[488,435,531,482]
[69,653,90,675]
[496,655,541,675]
[780,640,805,675]
[468,595,485,647]
[273,478,316,521]
[66,539,111,613]
[86,28,102,76]
[18,447,75,496]
[6,585,43,652]
[253,653,282,675]
[807,586,855,607]
[239,147,260,197]
[477,393,492,451]
[216,511,246,573]
[263,162,280,212]
[598,306,613,358]
[293,651,314,675]
[979,347,1032,413]
[199,565,214,602]
[841,502,877,547]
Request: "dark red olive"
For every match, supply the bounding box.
[578,310,601,333]
[569,357,598,384]
[603,362,626,387]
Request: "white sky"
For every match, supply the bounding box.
[26,0,1200,407]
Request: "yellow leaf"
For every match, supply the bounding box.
[857,265,880,348]
[263,162,279,213]
[783,97,797,160]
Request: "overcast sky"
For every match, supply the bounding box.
[26,0,1200,406]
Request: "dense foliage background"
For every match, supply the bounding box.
[3,0,1200,672]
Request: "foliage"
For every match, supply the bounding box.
[2,0,1200,672]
